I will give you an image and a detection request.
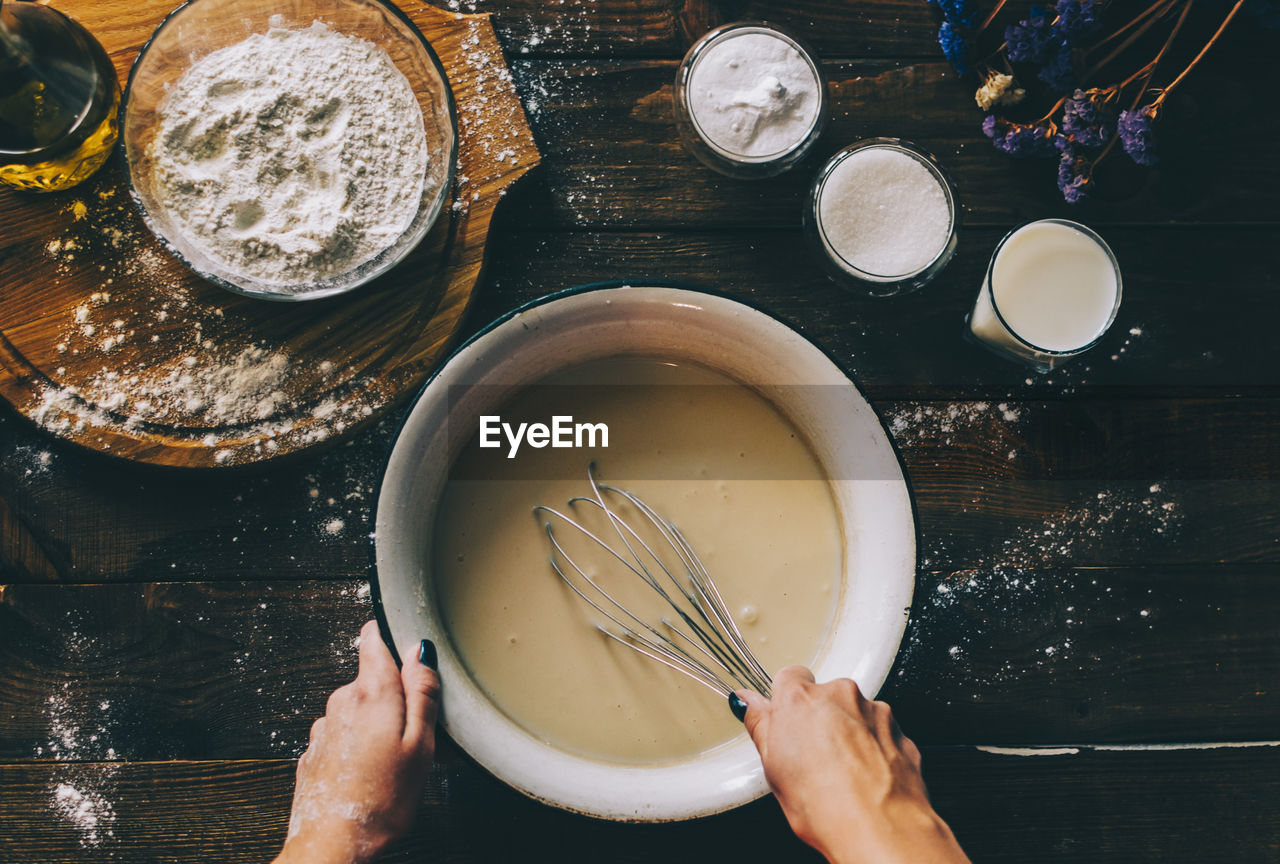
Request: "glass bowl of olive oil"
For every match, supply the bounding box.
[0,1,120,193]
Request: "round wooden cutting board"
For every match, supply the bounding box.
[0,0,539,468]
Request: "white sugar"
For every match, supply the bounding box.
[818,147,951,278]
[687,31,820,159]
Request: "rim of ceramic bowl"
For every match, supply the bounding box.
[369,281,919,821]
[119,0,458,302]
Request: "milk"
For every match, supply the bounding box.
[968,220,1120,369]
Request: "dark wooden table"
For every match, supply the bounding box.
[3,1,1278,861]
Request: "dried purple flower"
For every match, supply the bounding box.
[1062,89,1115,147]
[1005,8,1056,63]
[1057,148,1092,203]
[934,0,978,27]
[1037,41,1077,90]
[938,20,971,73]
[1054,0,1100,36]
[1118,105,1159,166]
[984,116,1063,158]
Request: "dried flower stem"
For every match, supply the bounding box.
[1130,0,1198,93]
[1086,0,1197,172]
[1036,95,1069,125]
[1086,0,1186,78]
[1118,57,1158,91]
[975,0,1010,37]
[1087,0,1180,59]
[1153,0,1247,106]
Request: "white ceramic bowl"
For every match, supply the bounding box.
[372,283,916,821]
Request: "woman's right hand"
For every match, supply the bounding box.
[738,667,971,864]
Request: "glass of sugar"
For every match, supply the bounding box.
[967,219,1122,371]
[674,22,829,178]
[805,138,958,297]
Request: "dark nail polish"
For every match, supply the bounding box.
[728,692,747,722]
[419,638,437,670]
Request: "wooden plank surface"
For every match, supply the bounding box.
[3,394,1279,584]
[0,570,1276,763]
[479,227,1280,396]
[427,0,941,59]
[496,57,1279,228]
[2,747,1278,862]
[4,0,1278,860]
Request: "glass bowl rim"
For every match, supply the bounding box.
[118,0,459,303]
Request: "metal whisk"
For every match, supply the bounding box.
[534,466,772,716]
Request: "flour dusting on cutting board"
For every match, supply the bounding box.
[33,184,389,462]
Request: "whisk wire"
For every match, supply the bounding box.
[537,507,752,696]
[561,494,765,694]
[581,473,772,696]
[599,484,772,694]
[536,467,774,703]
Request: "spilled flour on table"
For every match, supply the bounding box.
[998,485,1182,566]
[446,0,597,53]
[3,445,54,478]
[445,16,541,220]
[51,777,117,848]
[35,624,122,848]
[896,482,1183,696]
[887,401,1023,448]
[882,398,1185,695]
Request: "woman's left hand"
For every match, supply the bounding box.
[274,620,440,864]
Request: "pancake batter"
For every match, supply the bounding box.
[433,358,843,763]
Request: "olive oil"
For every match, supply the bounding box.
[0,0,119,193]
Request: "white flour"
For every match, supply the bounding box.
[51,781,116,847]
[687,30,820,158]
[150,22,428,289]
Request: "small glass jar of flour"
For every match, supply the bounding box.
[674,22,829,178]
[805,138,958,297]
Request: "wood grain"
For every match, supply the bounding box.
[64,0,1272,61]
[4,394,1279,584]
[3,747,1279,862]
[479,0,941,58]
[1,0,1277,860]
[0,0,540,468]
[479,226,1280,397]
[0,571,1276,762]
[498,58,1278,228]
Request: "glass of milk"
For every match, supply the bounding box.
[967,219,1122,371]
[674,22,829,178]
[805,138,959,297]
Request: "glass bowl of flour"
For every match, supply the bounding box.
[121,0,456,301]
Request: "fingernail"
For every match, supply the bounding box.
[419,638,437,670]
[728,692,747,722]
